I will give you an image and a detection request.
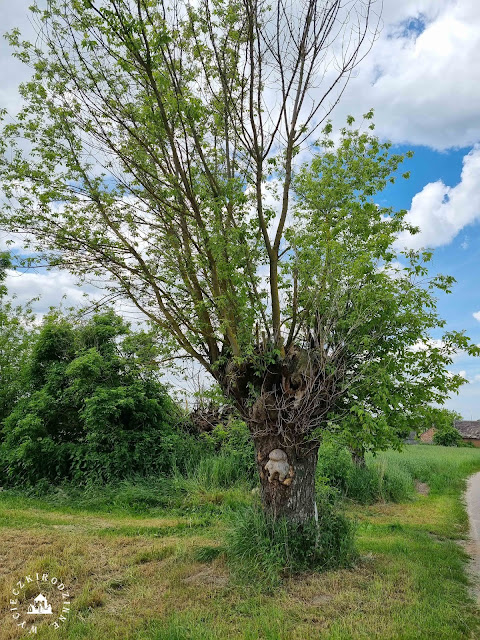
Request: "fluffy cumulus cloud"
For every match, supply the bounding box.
[474,311,480,322]
[4,269,101,318]
[332,0,480,149]
[395,145,480,250]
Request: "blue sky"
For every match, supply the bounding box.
[381,146,480,417]
[1,0,480,415]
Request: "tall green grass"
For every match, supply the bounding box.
[316,440,480,504]
[2,443,479,523]
[226,485,356,590]
[0,453,255,518]
[373,445,480,494]
[192,452,255,489]
[317,438,415,504]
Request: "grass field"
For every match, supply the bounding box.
[1,445,480,640]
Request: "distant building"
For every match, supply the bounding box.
[419,427,436,443]
[454,421,480,447]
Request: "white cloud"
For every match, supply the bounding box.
[331,0,480,149]
[474,311,480,322]
[410,339,475,365]
[410,338,445,352]
[0,0,42,117]
[4,268,101,317]
[381,1,451,26]
[395,146,480,250]
[446,369,468,381]
[378,260,407,280]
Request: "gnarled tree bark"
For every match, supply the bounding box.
[219,347,329,524]
[254,435,319,524]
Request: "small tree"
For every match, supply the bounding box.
[0,1,478,523]
[417,406,462,434]
[419,406,464,447]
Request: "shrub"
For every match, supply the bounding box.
[316,438,354,495]
[433,427,463,447]
[372,459,415,502]
[0,310,200,485]
[317,438,379,503]
[200,419,256,479]
[317,437,415,504]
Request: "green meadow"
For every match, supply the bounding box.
[1,445,479,640]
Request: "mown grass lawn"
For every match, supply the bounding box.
[1,445,479,640]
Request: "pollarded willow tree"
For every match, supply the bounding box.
[1,0,478,523]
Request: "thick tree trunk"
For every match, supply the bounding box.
[351,448,366,468]
[253,435,319,524]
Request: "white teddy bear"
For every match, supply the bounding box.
[264,449,294,485]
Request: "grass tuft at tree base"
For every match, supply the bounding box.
[226,486,356,591]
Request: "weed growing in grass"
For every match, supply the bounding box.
[226,486,356,590]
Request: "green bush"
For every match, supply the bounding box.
[199,419,256,480]
[316,438,354,494]
[433,427,463,447]
[372,459,415,502]
[226,486,356,590]
[316,438,377,503]
[0,311,200,485]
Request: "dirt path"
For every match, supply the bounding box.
[465,471,480,603]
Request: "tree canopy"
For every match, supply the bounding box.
[0,254,36,423]
[0,0,381,373]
